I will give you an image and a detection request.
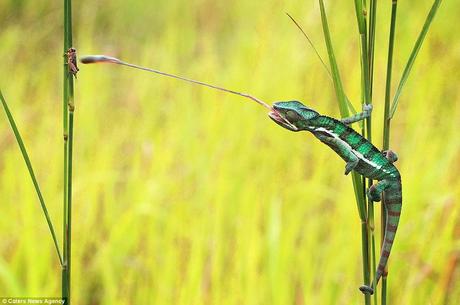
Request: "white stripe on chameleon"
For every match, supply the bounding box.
[313,127,392,175]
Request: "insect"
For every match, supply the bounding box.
[80,55,402,295]
[65,47,79,77]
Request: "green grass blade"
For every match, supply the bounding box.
[345,96,358,115]
[354,0,366,35]
[318,0,367,216]
[354,0,371,108]
[368,0,377,98]
[381,277,388,305]
[390,0,442,118]
[383,0,398,150]
[0,89,63,266]
[366,4,378,303]
[318,2,370,302]
[318,0,349,118]
[286,13,332,80]
[62,0,75,303]
[318,0,367,217]
[353,3,377,304]
[381,1,398,302]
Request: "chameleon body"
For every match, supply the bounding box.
[269,101,402,295]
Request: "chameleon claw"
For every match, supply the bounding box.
[344,160,358,175]
[383,150,398,163]
[359,285,374,295]
[363,103,373,113]
[344,167,352,175]
[367,185,382,202]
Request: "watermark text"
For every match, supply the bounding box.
[1,298,66,305]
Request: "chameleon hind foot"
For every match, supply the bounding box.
[383,150,398,163]
[367,179,391,202]
[359,285,374,295]
[367,184,382,202]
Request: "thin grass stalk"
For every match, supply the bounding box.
[381,278,387,305]
[382,1,398,303]
[354,1,378,304]
[318,0,367,216]
[389,0,442,118]
[0,90,64,266]
[317,0,366,216]
[383,2,397,169]
[368,0,377,97]
[285,13,358,116]
[63,0,69,246]
[65,108,74,302]
[62,0,69,297]
[62,0,74,303]
[318,2,369,303]
[366,2,378,303]
[382,1,442,302]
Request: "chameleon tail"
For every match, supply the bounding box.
[360,180,402,295]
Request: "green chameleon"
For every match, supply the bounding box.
[269,101,402,295]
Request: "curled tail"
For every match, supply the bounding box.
[360,179,402,295]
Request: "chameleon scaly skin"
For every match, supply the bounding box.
[269,101,402,295]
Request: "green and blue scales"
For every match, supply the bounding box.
[269,101,402,295]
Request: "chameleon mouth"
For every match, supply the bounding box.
[268,110,298,131]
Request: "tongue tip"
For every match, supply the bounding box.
[268,111,280,120]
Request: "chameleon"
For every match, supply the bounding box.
[269,100,402,295]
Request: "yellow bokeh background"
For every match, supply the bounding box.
[0,1,459,304]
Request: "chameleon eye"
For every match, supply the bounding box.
[286,110,301,121]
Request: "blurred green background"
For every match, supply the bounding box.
[0,0,459,304]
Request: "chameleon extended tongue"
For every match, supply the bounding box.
[268,110,298,131]
[80,54,273,111]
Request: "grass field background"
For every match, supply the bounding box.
[0,1,459,304]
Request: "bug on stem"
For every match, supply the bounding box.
[65,47,79,77]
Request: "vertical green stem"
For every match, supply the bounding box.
[62,0,69,298]
[389,0,442,118]
[354,1,375,303]
[62,0,74,303]
[63,109,74,302]
[367,2,377,304]
[319,1,369,303]
[382,1,398,304]
[381,278,387,305]
[384,1,397,150]
[368,0,377,97]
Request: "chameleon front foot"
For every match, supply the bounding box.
[340,104,373,125]
[359,285,374,295]
[362,103,373,113]
[383,150,398,163]
[344,160,359,175]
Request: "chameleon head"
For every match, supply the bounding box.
[269,101,319,131]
